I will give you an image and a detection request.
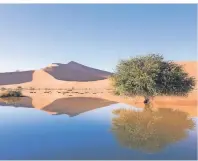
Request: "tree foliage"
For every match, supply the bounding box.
[111,54,196,98]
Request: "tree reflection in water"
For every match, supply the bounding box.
[111,104,195,153]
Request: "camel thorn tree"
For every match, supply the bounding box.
[111,54,196,104]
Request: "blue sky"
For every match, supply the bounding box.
[0,4,197,72]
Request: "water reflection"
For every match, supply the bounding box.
[43,97,117,116]
[0,97,197,160]
[0,97,33,108]
[111,104,195,153]
[0,97,117,116]
[0,97,22,104]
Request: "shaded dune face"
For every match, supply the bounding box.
[44,61,112,81]
[42,97,117,116]
[0,71,34,85]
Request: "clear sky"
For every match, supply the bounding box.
[0,4,197,72]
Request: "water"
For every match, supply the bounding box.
[0,97,197,160]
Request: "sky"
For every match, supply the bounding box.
[0,4,197,72]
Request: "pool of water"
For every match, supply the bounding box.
[0,97,197,160]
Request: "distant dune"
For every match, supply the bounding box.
[0,61,112,87]
[43,61,112,81]
[0,70,34,85]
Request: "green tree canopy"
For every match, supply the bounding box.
[111,54,196,101]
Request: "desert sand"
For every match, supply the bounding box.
[0,61,197,116]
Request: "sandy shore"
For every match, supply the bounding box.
[10,87,195,117]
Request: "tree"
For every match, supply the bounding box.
[111,106,195,153]
[111,54,196,104]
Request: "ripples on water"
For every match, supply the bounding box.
[0,97,197,160]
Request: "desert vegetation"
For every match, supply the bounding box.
[111,54,196,104]
[0,89,23,97]
[1,87,6,91]
[17,86,23,90]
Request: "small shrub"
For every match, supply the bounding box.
[17,86,23,91]
[0,90,23,97]
[1,87,6,91]
[29,87,35,90]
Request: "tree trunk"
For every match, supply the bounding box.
[144,96,150,104]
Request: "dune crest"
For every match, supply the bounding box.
[32,69,57,82]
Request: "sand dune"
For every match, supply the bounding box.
[0,69,111,89]
[0,61,112,89]
[0,61,112,86]
[177,61,197,78]
[44,61,112,81]
[0,70,34,85]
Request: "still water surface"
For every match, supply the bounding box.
[0,97,197,160]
